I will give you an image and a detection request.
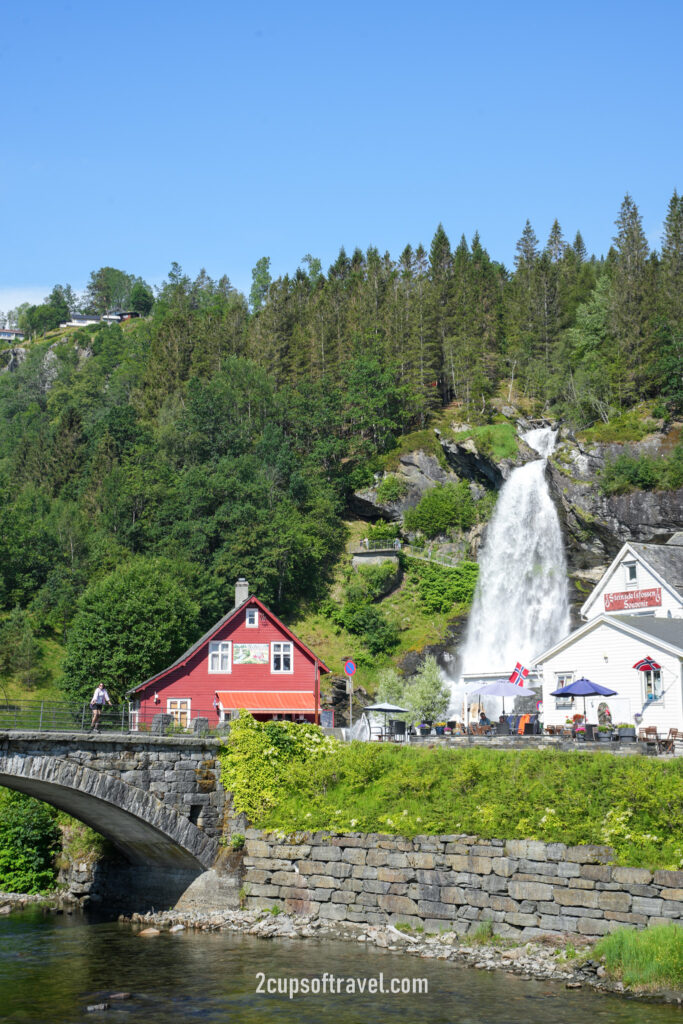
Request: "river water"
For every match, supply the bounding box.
[0,908,680,1024]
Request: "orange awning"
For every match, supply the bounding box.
[216,691,316,713]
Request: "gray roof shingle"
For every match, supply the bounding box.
[630,543,683,596]
[613,614,683,650]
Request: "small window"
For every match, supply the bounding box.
[625,562,638,585]
[246,608,258,628]
[554,672,574,709]
[643,669,662,701]
[272,642,293,673]
[168,698,191,726]
[208,641,231,673]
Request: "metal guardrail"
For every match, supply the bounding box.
[0,701,222,734]
[358,538,402,551]
[0,700,131,733]
[403,548,461,569]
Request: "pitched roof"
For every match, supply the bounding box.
[534,613,683,664]
[629,543,683,596]
[613,614,683,647]
[126,595,330,694]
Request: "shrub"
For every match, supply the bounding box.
[337,602,399,654]
[404,482,475,537]
[402,655,450,724]
[375,474,408,504]
[407,559,479,613]
[366,520,400,542]
[600,439,683,495]
[345,562,397,604]
[0,790,61,893]
[218,712,338,821]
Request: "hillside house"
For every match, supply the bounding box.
[127,579,330,728]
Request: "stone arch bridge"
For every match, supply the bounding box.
[0,731,240,909]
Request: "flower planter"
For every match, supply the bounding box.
[419,727,432,737]
[435,726,445,736]
[618,728,636,743]
[575,732,586,742]
[597,731,612,742]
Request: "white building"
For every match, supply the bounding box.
[535,615,683,730]
[581,536,683,621]
[535,535,683,729]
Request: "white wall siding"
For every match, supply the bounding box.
[540,620,683,731]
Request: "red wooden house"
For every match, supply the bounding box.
[127,579,330,729]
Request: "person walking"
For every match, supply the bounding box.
[89,682,112,732]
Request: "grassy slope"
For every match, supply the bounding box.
[290,520,461,694]
[252,742,683,871]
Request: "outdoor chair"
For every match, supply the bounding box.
[639,726,662,752]
[389,720,406,743]
[660,728,680,754]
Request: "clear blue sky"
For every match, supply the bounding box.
[2,0,681,309]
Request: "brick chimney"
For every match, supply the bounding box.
[235,578,249,607]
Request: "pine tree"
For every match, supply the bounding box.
[608,194,652,399]
[660,189,683,330]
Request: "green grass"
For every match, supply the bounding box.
[450,421,519,461]
[0,635,67,704]
[578,407,661,445]
[289,522,468,694]
[595,925,683,990]
[254,745,683,871]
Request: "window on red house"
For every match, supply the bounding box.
[272,642,292,673]
[209,641,231,673]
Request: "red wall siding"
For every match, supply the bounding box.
[133,603,320,724]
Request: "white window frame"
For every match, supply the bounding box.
[554,672,574,709]
[624,561,638,587]
[643,669,663,701]
[246,608,258,628]
[271,641,293,674]
[208,640,232,674]
[167,698,191,726]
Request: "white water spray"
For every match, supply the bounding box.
[450,427,569,709]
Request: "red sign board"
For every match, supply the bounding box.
[604,588,662,612]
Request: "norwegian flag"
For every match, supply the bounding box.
[509,662,530,687]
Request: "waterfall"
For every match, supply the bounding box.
[450,427,569,708]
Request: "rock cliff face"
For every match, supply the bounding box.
[349,449,459,521]
[0,346,27,373]
[546,427,683,569]
[350,416,682,632]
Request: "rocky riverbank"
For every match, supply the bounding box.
[119,904,682,1006]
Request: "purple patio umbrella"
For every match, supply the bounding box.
[550,676,617,721]
[470,679,537,714]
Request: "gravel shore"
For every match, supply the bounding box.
[120,904,683,1005]
[2,891,681,1005]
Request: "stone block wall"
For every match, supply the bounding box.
[241,830,683,939]
[2,733,226,838]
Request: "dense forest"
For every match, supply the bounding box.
[0,192,681,704]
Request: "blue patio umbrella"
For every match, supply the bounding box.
[550,676,617,721]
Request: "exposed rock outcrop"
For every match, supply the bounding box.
[349,449,460,521]
[0,346,27,373]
